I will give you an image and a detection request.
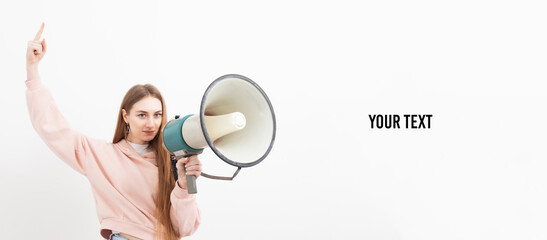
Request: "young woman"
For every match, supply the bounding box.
[25,22,201,240]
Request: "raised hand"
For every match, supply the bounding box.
[26,22,47,68]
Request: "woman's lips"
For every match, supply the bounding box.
[144,131,155,134]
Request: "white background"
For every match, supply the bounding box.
[1,0,546,239]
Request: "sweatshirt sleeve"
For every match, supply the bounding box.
[25,78,90,176]
[170,181,201,237]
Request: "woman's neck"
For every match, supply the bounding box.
[127,140,151,155]
[126,135,149,145]
[127,139,149,146]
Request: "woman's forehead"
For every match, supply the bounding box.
[131,96,162,113]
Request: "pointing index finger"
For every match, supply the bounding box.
[34,22,44,41]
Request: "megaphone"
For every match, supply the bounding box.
[162,74,276,194]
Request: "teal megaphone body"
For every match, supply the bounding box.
[162,74,276,194]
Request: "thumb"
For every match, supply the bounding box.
[41,38,47,54]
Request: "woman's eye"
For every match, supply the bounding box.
[154,113,162,117]
[138,114,146,117]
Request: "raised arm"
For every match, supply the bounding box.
[25,23,91,175]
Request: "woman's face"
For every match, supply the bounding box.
[122,96,163,145]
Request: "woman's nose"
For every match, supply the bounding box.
[146,118,155,127]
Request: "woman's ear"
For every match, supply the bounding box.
[122,109,128,124]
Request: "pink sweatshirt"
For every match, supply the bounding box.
[25,78,201,239]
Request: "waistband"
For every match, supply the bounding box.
[109,233,131,240]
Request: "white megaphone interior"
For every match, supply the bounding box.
[181,112,246,149]
[200,77,274,164]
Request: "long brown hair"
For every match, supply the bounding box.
[113,84,179,240]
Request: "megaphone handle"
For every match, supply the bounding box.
[181,157,198,194]
[171,153,198,194]
[185,174,198,194]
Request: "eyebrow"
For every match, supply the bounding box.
[135,110,163,114]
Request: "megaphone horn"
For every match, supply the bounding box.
[162,74,276,194]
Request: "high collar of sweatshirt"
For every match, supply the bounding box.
[115,139,157,166]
